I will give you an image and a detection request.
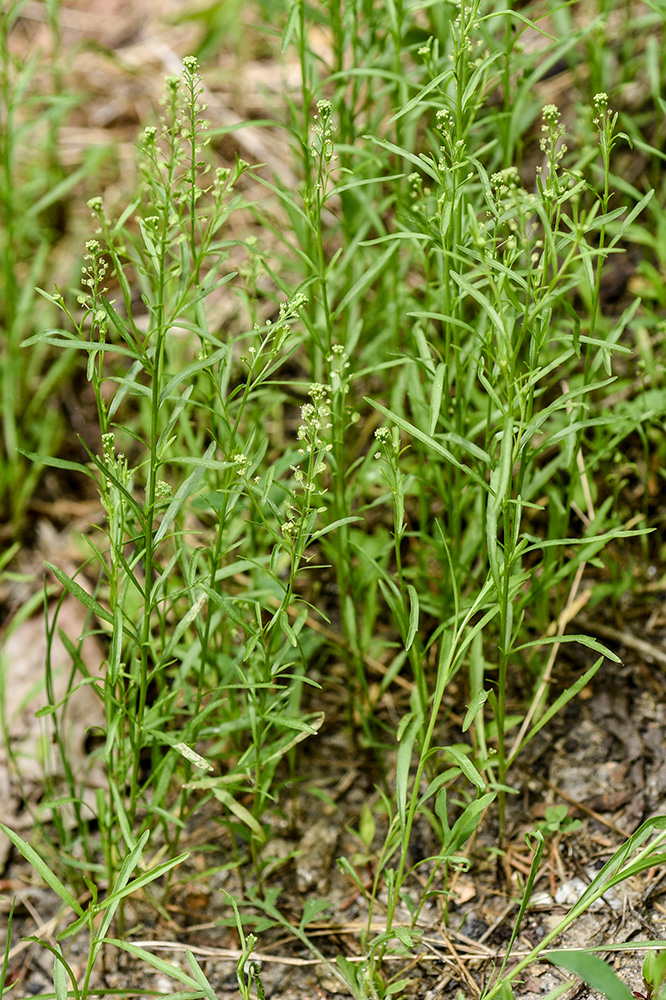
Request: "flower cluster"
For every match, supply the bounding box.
[233,453,250,477]
[490,166,521,197]
[310,99,335,162]
[592,92,609,126]
[77,240,109,332]
[591,91,624,169]
[374,425,398,461]
[436,108,466,171]
[177,55,211,158]
[485,166,539,261]
[101,432,132,489]
[296,383,333,462]
[373,426,407,534]
[327,343,351,395]
[79,240,107,295]
[100,431,134,549]
[281,383,333,542]
[242,293,309,368]
[408,171,424,201]
[537,104,568,193]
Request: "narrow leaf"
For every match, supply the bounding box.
[514,634,621,663]
[45,562,112,624]
[429,363,446,436]
[547,951,633,1000]
[0,823,84,916]
[405,584,419,651]
[445,747,486,792]
[463,690,489,732]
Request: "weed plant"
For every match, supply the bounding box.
[2,1,666,998]
[0,0,107,531]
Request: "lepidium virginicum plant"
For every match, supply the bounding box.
[332,25,653,995]
[22,57,332,886]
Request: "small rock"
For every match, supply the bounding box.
[296,818,338,894]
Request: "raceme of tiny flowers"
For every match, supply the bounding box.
[436,107,467,171]
[591,91,628,166]
[241,293,309,369]
[537,104,568,197]
[179,55,211,151]
[373,426,406,529]
[102,431,126,485]
[326,343,351,396]
[373,425,399,463]
[281,383,333,542]
[78,240,108,310]
[100,431,135,549]
[592,91,609,126]
[488,167,539,257]
[310,99,335,163]
[296,382,333,464]
[232,452,250,477]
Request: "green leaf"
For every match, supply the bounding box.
[359,802,376,847]
[333,245,397,319]
[17,450,93,478]
[405,584,419,651]
[45,562,113,625]
[159,346,228,407]
[206,785,265,837]
[481,7,557,40]
[0,824,84,916]
[499,831,545,977]
[162,592,207,662]
[172,741,214,772]
[445,747,485,792]
[20,330,139,358]
[102,940,200,988]
[513,634,620,663]
[299,897,333,930]
[363,134,440,182]
[547,951,633,1000]
[186,951,218,1000]
[308,515,362,543]
[387,69,453,124]
[52,945,70,1000]
[429,362,446,435]
[281,0,300,51]
[396,714,420,826]
[386,978,412,995]
[451,271,506,342]
[463,690,489,733]
[643,950,666,993]
[336,856,368,893]
[446,793,495,853]
[509,659,603,766]
[279,609,298,647]
[393,926,414,948]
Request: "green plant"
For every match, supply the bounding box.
[636,950,666,1000]
[483,817,666,999]
[0,0,106,530]
[0,823,191,1000]
[528,947,666,1000]
[3,0,666,997]
[536,804,581,838]
[21,57,336,893]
